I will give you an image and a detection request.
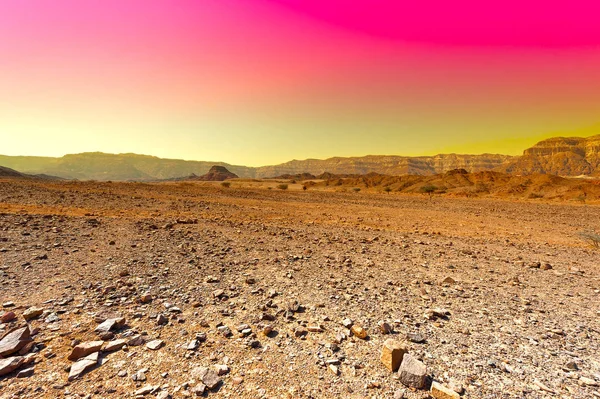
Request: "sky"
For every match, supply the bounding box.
[1,0,600,166]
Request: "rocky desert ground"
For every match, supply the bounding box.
[0,178,599,399]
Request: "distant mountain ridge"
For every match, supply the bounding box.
[499,135,600,176]
[0,134,598,181]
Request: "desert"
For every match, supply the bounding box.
[1,177,599,398]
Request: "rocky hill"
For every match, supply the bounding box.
[0,152,515,181]
[254,154,514,178]
[167,166,239,182]
[310,168,600,201]
[1,134,600,181]
[499,134,600,176]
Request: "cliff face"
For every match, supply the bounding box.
[500,135,600,176]
[254,154,514,178]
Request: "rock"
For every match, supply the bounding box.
[156,392,172,399]
[44,313,59,323]
[1,311,16,323]
[579,376,598,386]
[441,276,456,284]
[540,263,553,270]
[214,364,229,375]
[431,381,460,398]
[68,341,103,361]
[380,339,407,372]
[329,364,339,375]
[407,333,426,343]
[398,354,428,389]
[127,334,145,346]
[22,307,43,321]
[425,308,450,320]
[68,352,98,381]
[2,302,15,308]
[307,325,324,333]
[95,317,125,334]
[140,293,153,303]
[294,326,308,338]
[202,370,222,390]
[134,385,158,396]
[192,383,206,396]
[156,314,168,326]
[342,318,353,328]
[0,326,32,357]
[16,366,34,378]
[0,356,24,377]
[146,339,164,350]
[350,325,368,339]
[378,321,393,334]
[192,366,222,390]
[103,339,126,352]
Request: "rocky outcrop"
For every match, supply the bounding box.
[499,135,600,176]
[197,166,239,181]
[255,154,514,178]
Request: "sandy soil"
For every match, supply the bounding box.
[0,179,599,398]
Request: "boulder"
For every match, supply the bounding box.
[0,326,32,357]
[380,339,407,372]
[398,354,428,389]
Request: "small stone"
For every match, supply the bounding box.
[134,385,157,396]
[0,356,25,377]
[398,354,427,389]
[329,364,339,375]
[350,325,368,339]
[342,318,353,328]
[378,321,393,334]
[23,307,44,321]
[140,293,152,303]
[202,370,222,390]
[127,334,145,346]
[16,366,35,378]
[381,339,407,372]
[0,326,32,357]
[441,277,456,284]
[68,352,99,381]
[157,314,168,326]
[103,339,127,352]
[214,364,229,376]
[1,311,16,323]
[431,381,460,399]
[192,383,206,396]
[579,376,598,386]
[68,341,103,361]
[307,325,324,333]
[156,392,172,399]
[95,317,125,334]
[146,339,164,350]
[294,326,308,338]
[407,333,426,343]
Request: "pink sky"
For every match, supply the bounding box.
[1,0,600,164]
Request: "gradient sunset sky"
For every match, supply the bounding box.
[1,0,600,166]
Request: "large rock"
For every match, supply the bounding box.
[103,339,127,352]
[95,317,125,334]
[68,352,99,381]
[68,341,103,361]
[22,307,43,321]
[380,339,407,372]
[0,326,32,357]
[191,366,222,390]
[398,354,428,389]
[431,381,460,399]
[0,356,24,376]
